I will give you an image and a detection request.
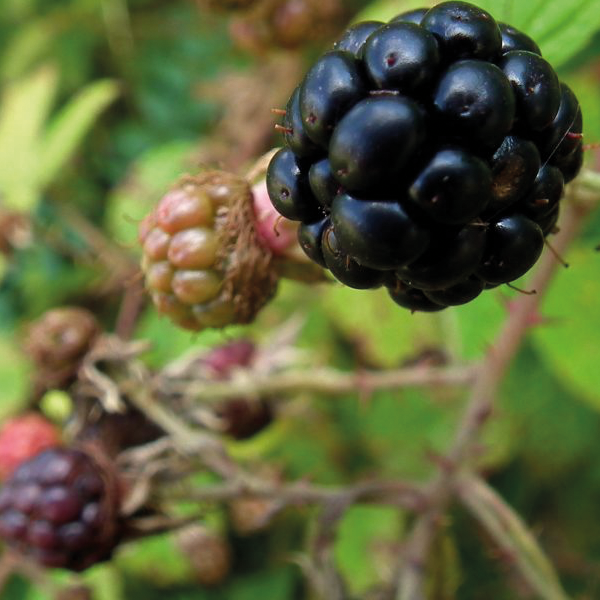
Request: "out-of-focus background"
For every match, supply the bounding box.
[2,0,600,598]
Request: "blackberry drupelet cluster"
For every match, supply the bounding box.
[267,1,584,312]
[0,448,120,571]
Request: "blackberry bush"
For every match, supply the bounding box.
[267,0,584,311]
[0,447,121,571]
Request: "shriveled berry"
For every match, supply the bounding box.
[322,226,385,289]
[408,148,492,224]
[331,193,430,269]
[299,51,367,147]
[478,214,544,284]
[387,280,446,312]
[390,8,428,25]
[424,275,484,306]
[333,21,383,57]
[362,23,440,93]
[329,96,427,192]
[421,1,502,61]
[266,148,321,222]
[499,50,560,131]
[489,135,540,212]
[498,22,541,55]
[433,60,515,150]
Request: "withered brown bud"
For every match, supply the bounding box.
[25,307,100,391]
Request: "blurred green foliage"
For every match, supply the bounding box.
[1,0,600,598]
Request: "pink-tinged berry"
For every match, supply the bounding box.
[203,339,256,378]
[0,446,121,571]
[252,180,298,255]
[0,414,62,480]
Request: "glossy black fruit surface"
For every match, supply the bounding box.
[266,148,321,222]
[432,60,515,150]
[499,50,561,131]
[268,1,583,313]
[333,21,383,57]
[329,96,427,192]
[498,22,541,55]
[408,148,492,224]
[322,226,386,289]
[390,8,428,25]
[362,23,440,93]
[331,193,430,270]
[421,1,502,61]
[478,214,544,284]
[387,279,446,312]
[299,51,367,147]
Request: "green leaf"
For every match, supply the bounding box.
[321,286,442,367]
[335,505,403,594]
[531,247,600,411]
[0,19,55,82]
[38,79,120,186]
[0,334,31,420]
[474,0,600,67]
[0,65,58,211]
[354,0,433,23]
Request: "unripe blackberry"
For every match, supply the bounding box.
[139,172,279,331]
[0,414,61,480]
[268,0,584,312]
[0,447,121,571]
[25,308,100,392]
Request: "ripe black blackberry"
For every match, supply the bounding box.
[0,447,121,571]
[267,1,584,311]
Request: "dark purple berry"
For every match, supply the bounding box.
[0,448,120,572]
[424,275,484,306]
[433,59,515,150]
[537,83,583,162]
[534,204,560,235]
[329,96,427,192]
[398,223,486,290]
[298,218,328,267]
[389,8,428,25]
[499,50,560,131]
[308,158,339,209]
[362,23,440,93]
[387,280,446,312]
[554,143,584,183]
[331,193,430,270]
[408,148,492,224]
[333,21,383,57]
[299,51,367,147]
[519,165,564,220]
[282,87,322,159]
[421,1,502,61]
[478,214,544,284]
[266,148,321,222]
[498,23,541,55]
[322,226,385,289]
